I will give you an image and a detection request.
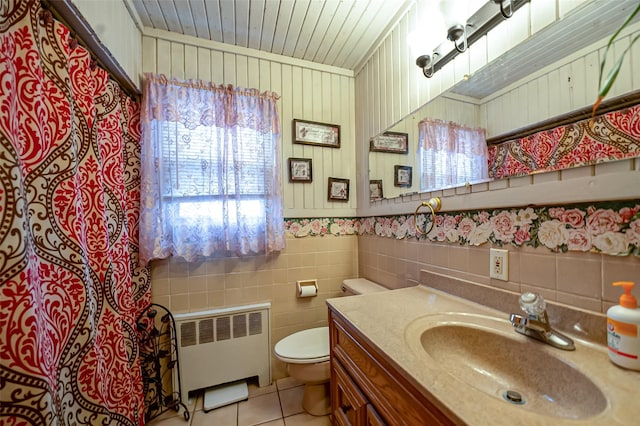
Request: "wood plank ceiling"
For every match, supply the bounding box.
[130,0,414,71]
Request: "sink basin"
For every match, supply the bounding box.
[406,313,607,420]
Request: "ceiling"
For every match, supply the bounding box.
[129,0,414,71]
[129,1,640,100]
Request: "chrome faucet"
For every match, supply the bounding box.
[510,292,575,351]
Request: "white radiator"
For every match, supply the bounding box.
[173,303,271,403]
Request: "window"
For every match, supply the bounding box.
[160,123,267,222]
[418,119,489,191]
[140,74,285,263]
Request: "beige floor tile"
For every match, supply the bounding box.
[191,403,237,426]
[189,392,203,412]
[248,381,277,397]
[279,386,304,417]
[276,376,304,391]
[238,392,282,426]
[146,409,179,424]
[283,413,331,426]
[147,410,191,426]
[257,420,285,426]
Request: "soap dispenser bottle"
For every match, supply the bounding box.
[607,281,640,370]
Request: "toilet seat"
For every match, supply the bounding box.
[274,326,329,364]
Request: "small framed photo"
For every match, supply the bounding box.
[394,165,412,187]
[328,177,349,201]
[369,180,383,201]
[293,119,341,148]
[288,158,312,182]
[370,131,409,154]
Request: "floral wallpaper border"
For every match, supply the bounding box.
[284,200,640,257]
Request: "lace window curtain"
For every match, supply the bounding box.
[140,73,285,263]
[418,118,489,191]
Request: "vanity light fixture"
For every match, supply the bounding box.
[441,0,470,53]
[446,23,468,52]
[416,53,439,78]
[415,0,527,78]
[491,0,514,18]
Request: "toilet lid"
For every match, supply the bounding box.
[342,278,387,295]
[274,326,330,364]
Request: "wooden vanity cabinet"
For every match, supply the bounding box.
[329,308,460,426]
[365,405,386,426]
[332,357,368,425]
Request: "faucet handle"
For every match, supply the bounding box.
[509,313,528,327]
[519,292,546,316]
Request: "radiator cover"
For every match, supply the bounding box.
[173,303,271,403]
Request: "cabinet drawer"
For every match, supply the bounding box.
[332,358,368,425]
[366,404,386,426]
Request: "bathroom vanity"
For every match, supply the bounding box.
[329,308,459,425]
[327,285,640,425]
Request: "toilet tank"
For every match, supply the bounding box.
[341,278,388,295]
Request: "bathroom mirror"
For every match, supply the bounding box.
[368,93,480,200]
[368,1,640,202]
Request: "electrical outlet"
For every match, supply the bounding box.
[490,248,509,281]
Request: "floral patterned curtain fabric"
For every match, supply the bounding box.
[0,1,149,424]
[488,104,640,179]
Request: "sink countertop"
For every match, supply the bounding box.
[326,285,640,425]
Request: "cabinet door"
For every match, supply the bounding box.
[366,404,387,426]
[332,359,368,425]
[330,310,459,425]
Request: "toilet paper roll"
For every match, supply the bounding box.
[298,284,317,297]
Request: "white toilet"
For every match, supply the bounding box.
[273,278,388,416]
[274,327,331,415]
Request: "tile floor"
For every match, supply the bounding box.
[148,377,331,426]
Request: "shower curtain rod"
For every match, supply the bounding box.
[40,0,141,100]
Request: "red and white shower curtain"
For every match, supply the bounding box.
[1,1,150,424]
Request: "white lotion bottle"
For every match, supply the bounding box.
[607,281,640,371]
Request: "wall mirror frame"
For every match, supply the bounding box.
[368,1,640,203]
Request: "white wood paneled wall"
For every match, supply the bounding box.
[357,0,640,217]
[141,29,357,218]
[482,20,640,137]
[72,0,142,90]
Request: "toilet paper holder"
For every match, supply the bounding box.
[297,279,318,298]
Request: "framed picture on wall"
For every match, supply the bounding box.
[328,177,349,201]
[369,180,383,201]
[370,131,409,154]
[288,158,312,182]
[293,119,341,148]
[394,165,412,187]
